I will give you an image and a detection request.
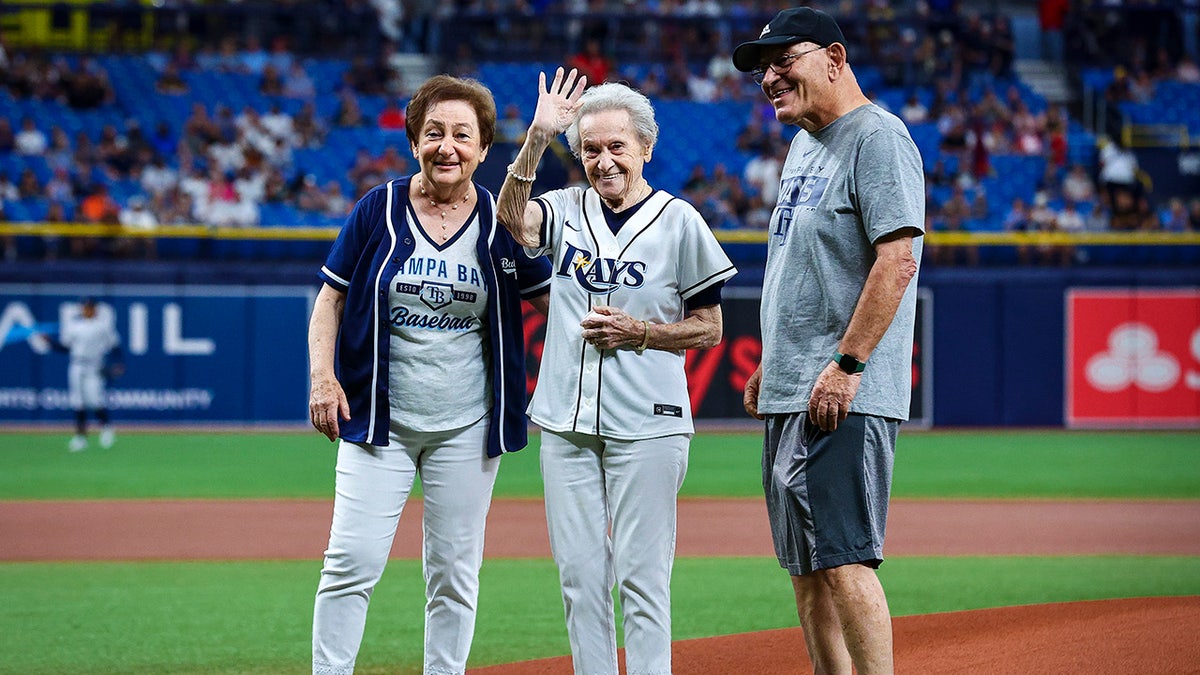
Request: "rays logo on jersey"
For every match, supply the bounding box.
[393,281,478,311]
[772,174,830,243]
[556,243,646,294]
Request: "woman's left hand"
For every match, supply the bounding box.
[580,305,642,351]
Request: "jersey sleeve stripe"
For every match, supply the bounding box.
[319,266,351,290]
[680,265,738,298]
[520,276,552,297]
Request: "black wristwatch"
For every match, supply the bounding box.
[833,351,866,374]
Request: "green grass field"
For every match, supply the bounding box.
[1,429,1198,673]
[2,429,1198,500]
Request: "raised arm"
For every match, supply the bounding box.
[496,67,587,247]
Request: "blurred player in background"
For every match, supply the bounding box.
[52,298,123,451]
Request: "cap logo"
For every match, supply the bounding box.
[759,23,772,38]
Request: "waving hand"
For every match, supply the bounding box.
[531,67,587,137]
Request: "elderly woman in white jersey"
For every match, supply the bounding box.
[496,69,737,675]
[307,75,552,675]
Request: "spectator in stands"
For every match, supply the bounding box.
[141,155,178,197]
[736,113,773,155]
[182,103,223,153]
[495,104,526,144]
[1052,200,1086,266]
[1061,163,1096,204]
[80,184,120,225]
[262,168,291,204]
[1098,136,1141,207]
[0,119,14,153]
[1045,108,1068,169]
[62,57,115,109]
[16,168,40,200]
[937,103,969,160]
[44,167,74,205]
[14,117,47,156]
[567,37,613,87]
[1128,69,1156,104]
[149,122,176,160]
[334,90,366,127]
[116,196,159,259]
[899,94,928,125]
[1189,198,1200,231]
[1003,197,1032,232]
[260,104,295,145]
[282,61,317,99]
[156,63,189,95]
[323,181,350,217]
[743,143,785,205]
[1104,66,1133,105]
[941,184,973,225]
[294,102,328,148]
[377,98,406,131]
[240,35,270,75]
[97,125,133,176]
[1161,197,1192,232]
[1176,55,1200,83]
[0,173,17,203]
[259,64,285,96]
[343,55,388,95]
[296,174,328,213]
[266,35,295,75]
[989,15,1016,77]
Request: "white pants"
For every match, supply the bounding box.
[312,415,498,675]
[540,431,690,675]
[68,362,106,409]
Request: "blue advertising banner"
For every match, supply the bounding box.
[0,284,316,424]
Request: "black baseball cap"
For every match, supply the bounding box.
[732,7,848,72]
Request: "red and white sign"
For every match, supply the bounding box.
[1066,288,1200,427]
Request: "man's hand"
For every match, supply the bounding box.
[807,361,861,432]
[743,364,764,420]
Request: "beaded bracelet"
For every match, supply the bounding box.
[506,164,537,183]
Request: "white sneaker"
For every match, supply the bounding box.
[68,435,88,452]
[99,427,116,449]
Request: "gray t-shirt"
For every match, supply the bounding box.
[758,104,925,420]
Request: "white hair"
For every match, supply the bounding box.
[565,82,659,156]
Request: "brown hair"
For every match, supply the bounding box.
[405,75,497,150]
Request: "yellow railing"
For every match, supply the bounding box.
[3,222,1200,246]
[1122,123,1191,148]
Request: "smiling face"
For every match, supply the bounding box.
[411,99,489,191]
[758,42,831,131]
[578,108,653,209]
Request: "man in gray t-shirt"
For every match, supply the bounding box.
[735,7,924,674]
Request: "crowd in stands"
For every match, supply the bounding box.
[1,3,1198,267]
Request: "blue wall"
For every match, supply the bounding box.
[1,261,1197,427]
[922,266,1200,426]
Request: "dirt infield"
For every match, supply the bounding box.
[2,498,1199,560]
[2,498,1198,673]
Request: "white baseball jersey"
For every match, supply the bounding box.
[527,187,737,439]
[60,305,119,370]
[59,304,120,410]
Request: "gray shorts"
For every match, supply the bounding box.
[763,412,897,576]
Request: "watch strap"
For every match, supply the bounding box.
[833,351,866,374]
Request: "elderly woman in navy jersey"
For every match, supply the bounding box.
[307,75,551,675]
